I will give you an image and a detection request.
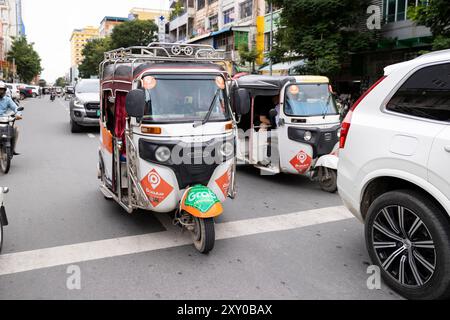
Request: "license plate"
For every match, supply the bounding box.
[96,110,101,117]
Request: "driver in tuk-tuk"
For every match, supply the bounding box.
[259,95,280,130]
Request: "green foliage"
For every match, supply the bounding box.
[78,37,111,78]
[432,35,450,50]
[110,19,158,49]
[269,0,376,76]
[409,0,450,50]
[38,79,47,87]
[7,37,43,83]
[238,43,260,72]
[55,77,67,87]
[170,1,184,20]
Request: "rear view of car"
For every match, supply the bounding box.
[338,50,450,300]
[69,79,100,133]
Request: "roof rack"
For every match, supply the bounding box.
[103,42,226,63]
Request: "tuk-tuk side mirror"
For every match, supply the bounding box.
[234,89,250,115]
[125,89,146,118]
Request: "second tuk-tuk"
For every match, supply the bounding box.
[231,75,340,192]
[97,43,237,254]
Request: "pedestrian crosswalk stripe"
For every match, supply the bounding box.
[0,206,353,276]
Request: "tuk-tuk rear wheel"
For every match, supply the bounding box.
[318,168,337,193]
[192,217,215,254]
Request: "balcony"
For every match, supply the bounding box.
[169,8,195,31]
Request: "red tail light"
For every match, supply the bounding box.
[339,76,386,149]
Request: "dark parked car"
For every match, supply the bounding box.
[19,87,33,100]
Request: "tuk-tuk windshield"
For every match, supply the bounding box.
[285,83,338,117]
[142,75,230,123]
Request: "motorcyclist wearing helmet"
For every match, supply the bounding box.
[0,81,22,155]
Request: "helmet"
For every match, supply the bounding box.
[0,81,6,89]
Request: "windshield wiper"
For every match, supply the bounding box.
[322,94,332,119]
[194,89,220,128]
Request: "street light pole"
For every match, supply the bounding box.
[269,1,273,76]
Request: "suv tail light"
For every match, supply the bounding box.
[339,76,387,149]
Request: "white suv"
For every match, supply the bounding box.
[338,50,450,300]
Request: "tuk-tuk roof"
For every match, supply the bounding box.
[294,75,330,84]
[235,75,296,90]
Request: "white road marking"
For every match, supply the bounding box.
[87,134,96,139]
[0,206,353,276]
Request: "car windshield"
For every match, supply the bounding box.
[142,75,230,123]
[285,84,338,117]
[76,81,99,94]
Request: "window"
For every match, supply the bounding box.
[209,15,218,31]
[197,0,205,9]
[223,8,235,25]
[207,0,217,4]
[386,63,450,122]
[383,0,427,23]
[239,0,253,19]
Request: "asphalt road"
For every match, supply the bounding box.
[0,97,402,300]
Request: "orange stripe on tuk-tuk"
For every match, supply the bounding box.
[101,125,113,154]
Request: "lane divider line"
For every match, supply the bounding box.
[0,206,353,276]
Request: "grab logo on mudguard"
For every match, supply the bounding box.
[184,185,220,213]
[141,169,174,207]
[290,150,312,174]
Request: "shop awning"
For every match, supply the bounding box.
[211,26,232,37]
[259,60,306,75]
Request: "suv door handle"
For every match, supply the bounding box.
[445,146,450,153]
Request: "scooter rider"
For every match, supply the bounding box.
[0,81,22,155]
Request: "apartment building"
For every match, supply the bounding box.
[0,0,25,79]
[128,7,170,22]
[69,26,99,83]
[99,16,128,38]
[168,0,266,64]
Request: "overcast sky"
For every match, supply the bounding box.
[22,0,169,83]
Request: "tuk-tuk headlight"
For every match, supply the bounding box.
[304,131,312,142]
[155,146,171,163]
[220,142,234,158]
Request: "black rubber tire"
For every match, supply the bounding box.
[70,120,82,133]
[318,168,337,193]
[365,189,450,300]
[0,148,11,174]
[32,93,37,98]
[193,218,215,254]
[20,93,25,100]
[0,219,3,253]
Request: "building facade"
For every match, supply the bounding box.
[128,7,170,22]
[69,26,99,83]
[168,0,267,65]
[99,16,128,38]
[0,0,25,80]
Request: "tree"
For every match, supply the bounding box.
[38,79,47,87]
[110,19,158,49]
[55,77,67,87]
[7,36,42,83]
[238,43,260,73]
[78,37,111,78]
[409,0,450,50]
[270,0,376,77]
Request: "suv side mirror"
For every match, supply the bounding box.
[126,89,146,118]
[17,107,24,112]
[234,89,250,115]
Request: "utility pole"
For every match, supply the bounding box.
[269,1,273,76]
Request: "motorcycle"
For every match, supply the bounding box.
[0,186,8,253]
[50,92,56,102]
[0,107,24,174]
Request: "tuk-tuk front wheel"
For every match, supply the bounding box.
[318,167,337,193]
[192,217,215,254]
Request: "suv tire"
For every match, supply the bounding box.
[365,190,450,300]
[70,120,82,133]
